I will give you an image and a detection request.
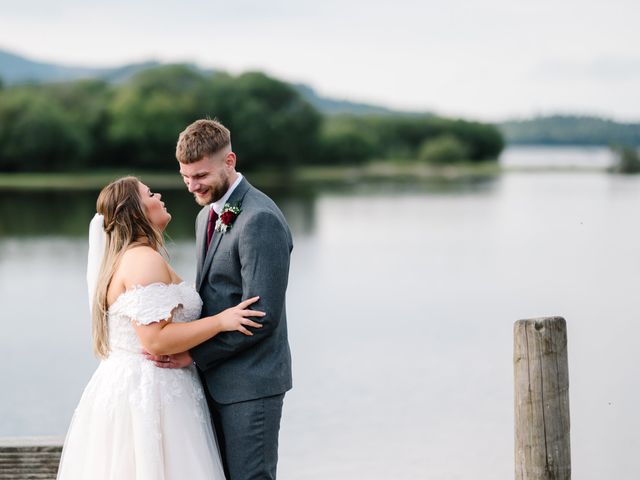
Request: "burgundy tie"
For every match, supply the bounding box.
[206,208,218,253]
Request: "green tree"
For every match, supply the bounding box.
[208,72,322,170]
[442,118,504,161]
[0,88,89,171]
[45,80,114,167]
[0,65,505,172]
[501,115,640,146]
[418,135,469,164]
[107,65,214,169]
[318,116,378,165]
[321,115,503,164]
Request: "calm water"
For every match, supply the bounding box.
[500,145,616,169]
[1,147,639,479]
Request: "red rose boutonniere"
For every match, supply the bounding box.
[215,202,242,233]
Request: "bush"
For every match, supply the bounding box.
[418,135,469,164]
[610,145,640,174]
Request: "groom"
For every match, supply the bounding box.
[151,119,293,479]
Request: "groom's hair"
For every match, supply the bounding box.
[176,119,231,164]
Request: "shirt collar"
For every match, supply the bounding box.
[210,173,243,214]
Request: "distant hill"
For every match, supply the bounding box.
[292,83,419,116]
[0,48,166,85]
[499,115,640,146]
[0,47,424,116]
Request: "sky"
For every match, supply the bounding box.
[1,0,638,121]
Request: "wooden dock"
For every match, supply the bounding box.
[0,437,63,479]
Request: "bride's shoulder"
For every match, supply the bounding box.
[119,247,172,288]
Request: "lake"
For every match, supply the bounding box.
[1,147,638,479]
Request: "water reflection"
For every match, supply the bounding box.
[0,187,312,238]
[0,176,497,238]
[0,190,98,237]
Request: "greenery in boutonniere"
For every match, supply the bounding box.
[215,202,242,233]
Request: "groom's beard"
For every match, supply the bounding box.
[194,177,231,206]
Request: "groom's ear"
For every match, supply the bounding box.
[224,151,237,169]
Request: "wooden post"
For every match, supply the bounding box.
[514,317,571,480]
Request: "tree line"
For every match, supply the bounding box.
[0,65,504,172]
[500,115,640,146]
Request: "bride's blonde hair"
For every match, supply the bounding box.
[92,176,165,358]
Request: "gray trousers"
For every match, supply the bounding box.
[207,391,285,480]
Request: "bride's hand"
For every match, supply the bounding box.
[143,350,193,369]
[217,296,265,335]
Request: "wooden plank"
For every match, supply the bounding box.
[0,437,62,480]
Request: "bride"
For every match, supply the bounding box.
[57,176,263,479]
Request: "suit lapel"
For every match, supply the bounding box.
[197,178,252,292]
[198,230,222,291]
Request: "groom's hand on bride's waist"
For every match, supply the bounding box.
[142,350,194,369]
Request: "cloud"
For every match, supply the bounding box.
[533,56,640,82]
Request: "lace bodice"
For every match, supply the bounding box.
[107,282,203,354]
[85,281,208,427]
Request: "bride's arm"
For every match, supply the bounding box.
[134,297,263,356]
[121,248,264,356]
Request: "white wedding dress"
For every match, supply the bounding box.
[57,282,226,480]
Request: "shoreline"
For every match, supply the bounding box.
[0,162,612,191]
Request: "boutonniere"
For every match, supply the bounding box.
[215,202,242,233]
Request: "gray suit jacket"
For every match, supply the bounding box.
[190,178,293,404]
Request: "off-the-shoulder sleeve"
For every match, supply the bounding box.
[128,284,184,326]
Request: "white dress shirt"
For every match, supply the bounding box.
[210,173,244,214]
